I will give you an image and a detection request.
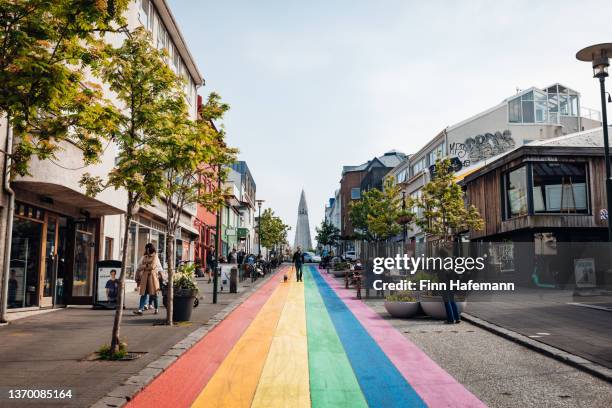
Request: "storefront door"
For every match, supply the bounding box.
[42,215,68,307]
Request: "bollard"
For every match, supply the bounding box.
[230,267,238,293]
[356,275,362,299]
[345,270,349,289]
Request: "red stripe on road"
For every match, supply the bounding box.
[128,268,284,408]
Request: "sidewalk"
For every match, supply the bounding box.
[0,273,274,408]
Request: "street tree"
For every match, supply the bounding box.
[410,158,484,246]
[80,28,185,355]
[157,92,236,325]
[0,0,128,176]
[258,208,290,253]
[349,177,410,242]
[315,219,340,250]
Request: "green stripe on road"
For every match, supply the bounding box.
[305,266,368,408]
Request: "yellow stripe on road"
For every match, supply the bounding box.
[251,277,310,408]
[191,268,293,408]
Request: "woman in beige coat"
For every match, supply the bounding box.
[133,243,164,315]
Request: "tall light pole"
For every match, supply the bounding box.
[256,199,265,256]
[213,164,222,304]
[577,43,612,241]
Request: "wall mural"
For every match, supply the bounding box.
[449,129,516,167]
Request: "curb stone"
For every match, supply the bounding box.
[91,271,279,407]
[462,313,612,383]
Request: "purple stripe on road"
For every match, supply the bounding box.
[319,271,486,408]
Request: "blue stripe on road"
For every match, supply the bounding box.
[309,266,427,408]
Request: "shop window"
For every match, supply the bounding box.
[505,166,528,218]
[72,222,95,297]
[9,217,42,308]
[532,162,588,214]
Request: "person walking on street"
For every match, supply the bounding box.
[133,243,163,315]
[293,246,305,282]
[206,245,215,284]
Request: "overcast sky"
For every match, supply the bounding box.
[168,0,610,245]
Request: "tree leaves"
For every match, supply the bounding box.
[410,158,484,243]
[349,177,411,242]
[0,0,129,176]
[258,208,290,250]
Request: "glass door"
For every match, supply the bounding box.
[71,221,96,298]
[41,216,58,307]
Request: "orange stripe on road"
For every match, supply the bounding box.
[191,268,293,408]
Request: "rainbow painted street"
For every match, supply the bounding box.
[128,265,484,408]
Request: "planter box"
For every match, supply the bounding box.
[384,301,419,318]
[420,295,467,319]
[332,270,349,278]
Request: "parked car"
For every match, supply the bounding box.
[344,250,357,261]
[303,251,321,263]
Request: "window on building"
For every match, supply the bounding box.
[350,187,361,200]
[428,143,446,165]
[532,162,588,214]
[396,169,407,184]
[509,86,578,124]
[139,0,150,27]
[410,189,423,219]
[505,166,528,218]
[411,158,426,176]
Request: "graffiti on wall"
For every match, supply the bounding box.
[449,130,516,167]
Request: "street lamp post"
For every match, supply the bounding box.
[213,164,222,304]
[577,43,612,241]
[256,199,264,256]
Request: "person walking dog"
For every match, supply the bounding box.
[292,246,305,282]
[133,243,163,315]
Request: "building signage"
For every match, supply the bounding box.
[449,130,516,168]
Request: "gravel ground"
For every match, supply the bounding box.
[365,299,612,408]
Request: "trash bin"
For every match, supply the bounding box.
[230,267,238,293]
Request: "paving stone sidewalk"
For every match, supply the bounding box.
[0,272,276,408]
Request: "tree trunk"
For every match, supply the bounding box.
[165,233,175,326]
[110,205,133,355]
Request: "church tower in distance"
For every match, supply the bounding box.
[294,190,312,250]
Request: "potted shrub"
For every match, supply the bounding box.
[173,263,199,322]
[384,291,419,318]
[332,261,350,278]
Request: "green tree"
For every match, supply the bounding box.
[315,219,340,250]
[157,92,236,325]
[349,177,410,242]
[0,0,128,176]
[410,158,484,244]
[258,208,290,252]
[80,28,185,355]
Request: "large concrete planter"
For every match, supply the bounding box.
[332,269,349,278]
[384,301,419,318]
[420,295,467,319]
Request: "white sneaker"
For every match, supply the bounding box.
[154,309,159,315]
[144,304,149,310]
